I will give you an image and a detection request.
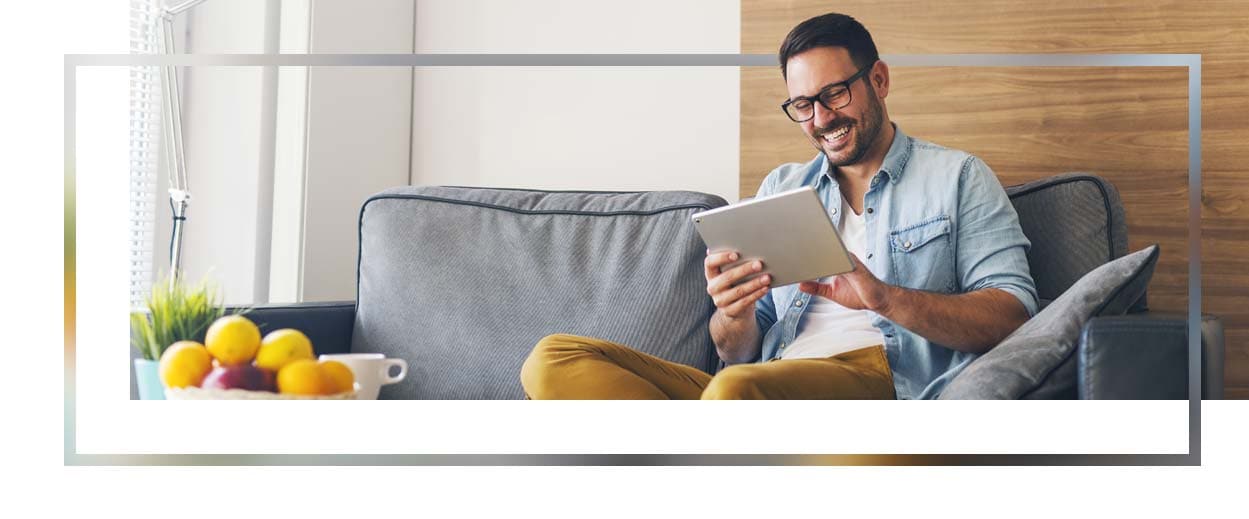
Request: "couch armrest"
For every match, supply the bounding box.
[1077,312,1224,399]
[227,301,356,356]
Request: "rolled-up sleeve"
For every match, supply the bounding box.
[956,157,1039,317]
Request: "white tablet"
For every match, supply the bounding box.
[691,186,855,288]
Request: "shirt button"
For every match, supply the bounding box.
[867,253,873,259]
[866,207,874,214]
[794,300,804,308]
[903,241,912,249]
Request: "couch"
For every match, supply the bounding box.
[130,174,1224,399]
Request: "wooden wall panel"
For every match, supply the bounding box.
[741,0,1249,397]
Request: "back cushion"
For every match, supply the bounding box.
[352,186,727,399]
[1005,174,1140,311]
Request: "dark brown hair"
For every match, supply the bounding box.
[778,13,880,79]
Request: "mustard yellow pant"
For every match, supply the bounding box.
[520,333,896,400]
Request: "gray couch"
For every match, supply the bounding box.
[132,174,1224,399]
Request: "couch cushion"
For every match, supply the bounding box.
[1005,174,1142,311]
[351,186,727,399]
[938,244,1158,400]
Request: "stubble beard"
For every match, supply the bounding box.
[815,83,884,169]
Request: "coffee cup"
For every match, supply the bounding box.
[318,353,407,400]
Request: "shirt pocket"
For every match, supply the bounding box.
[889,215,956,292]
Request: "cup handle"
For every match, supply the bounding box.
[382,358,407,384]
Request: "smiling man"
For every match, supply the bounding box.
[520,12,1038,400]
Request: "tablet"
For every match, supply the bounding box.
[691,186,854,288]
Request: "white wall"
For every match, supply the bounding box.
[410,0,741,202]
[296,0,415,302]
[413,0,739,53]
[410,67,740,196]
[294,0,741,302]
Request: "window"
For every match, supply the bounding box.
[128,0,163,309]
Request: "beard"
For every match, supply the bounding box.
[811,82,885,168]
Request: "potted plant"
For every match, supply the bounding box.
[130,277,229,400]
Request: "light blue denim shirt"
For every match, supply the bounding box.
[752,125,1038,399]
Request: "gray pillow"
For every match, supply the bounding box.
[938,244,1159,399]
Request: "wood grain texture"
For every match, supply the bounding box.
[742,0,1249,397]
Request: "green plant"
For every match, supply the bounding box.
[130,277,234,361]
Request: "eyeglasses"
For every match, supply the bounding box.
[780,61,875,123]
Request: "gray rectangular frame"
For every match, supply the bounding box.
[65,53,1201,466]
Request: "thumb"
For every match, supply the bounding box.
[798,280,835,299]
[846,252,866,272]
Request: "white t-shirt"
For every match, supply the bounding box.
[779,194,887,360]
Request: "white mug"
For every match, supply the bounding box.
[319,353,407,400]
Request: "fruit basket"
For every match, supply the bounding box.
[165,386,358,400]
[155,314,361,400]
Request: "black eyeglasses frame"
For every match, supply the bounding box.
[780,61,877,123]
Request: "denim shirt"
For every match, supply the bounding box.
[752,125,1038,399]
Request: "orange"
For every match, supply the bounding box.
[205,315,261,366]
[276,359,330,396]
[255,329,314,372]
[320,360,355,395]
[159,341,213,388]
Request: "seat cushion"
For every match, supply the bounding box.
[938,244,1158,399]
[351,186,727,399]
[1005,173,1142,312]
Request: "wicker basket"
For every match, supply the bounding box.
[165,386,358,400]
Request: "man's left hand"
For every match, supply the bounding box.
[798,253,893,312]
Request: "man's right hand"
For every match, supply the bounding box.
[704,250,771,320]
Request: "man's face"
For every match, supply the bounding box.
[784,46,886,168]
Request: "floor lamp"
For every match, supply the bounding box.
[156,0,210,288]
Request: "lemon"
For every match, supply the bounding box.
[276,359,330,396]
[255,329,314,372]
[159,341,213,388]
[205,315,261,366]
[320,360,355,395]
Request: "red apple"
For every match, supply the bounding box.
[201,364,276,392]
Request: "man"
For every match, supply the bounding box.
[520,12,1037,400]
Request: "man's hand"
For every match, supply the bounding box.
[797,253,892,312]
[704,250,769,364]
[704,250,772,319]
[798,253,1029,354]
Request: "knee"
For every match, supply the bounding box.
[520,334,590,399]
[701,365,766,400]
[526,334,589,369]
[531,333,586,355]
